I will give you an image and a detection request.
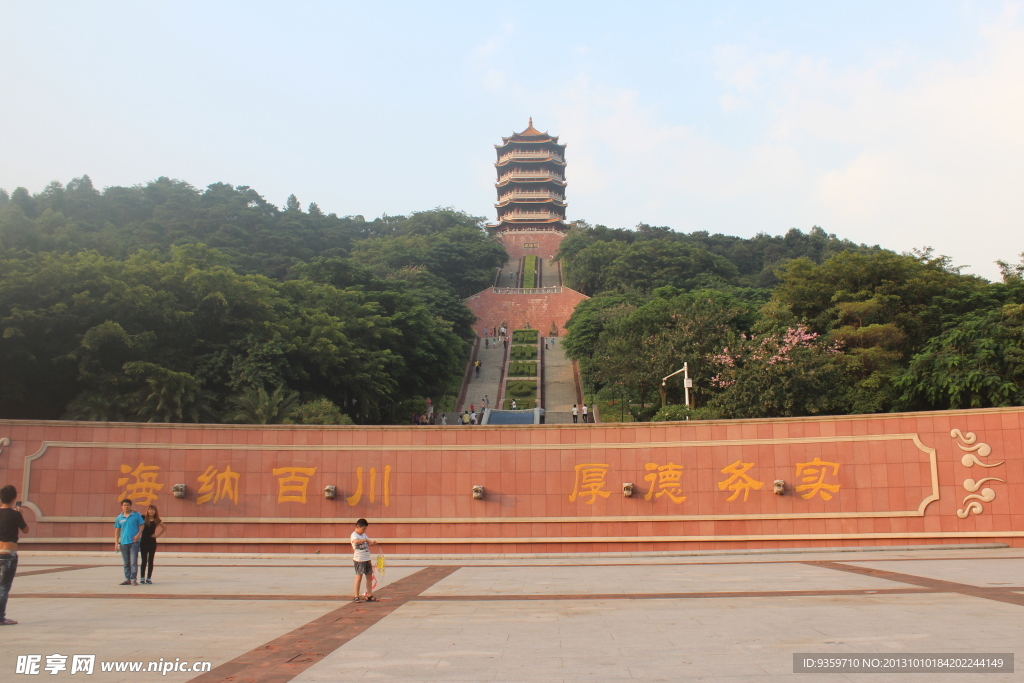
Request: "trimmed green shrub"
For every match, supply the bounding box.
[502,398,536,410]
[510,345,538,360]
[512,329,538,343]
[523,254,537,288]
[507,361,537,377]
[651,405,724,422]
[504,380,537,398]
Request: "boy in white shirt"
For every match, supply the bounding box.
[351,518,378,602]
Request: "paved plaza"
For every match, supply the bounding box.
[2,546,1023,681]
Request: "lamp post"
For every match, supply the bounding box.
[660,363,691,409]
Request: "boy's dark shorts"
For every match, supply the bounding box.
[353,561,373,575]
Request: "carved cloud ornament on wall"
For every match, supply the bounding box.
[951,429,1005,519]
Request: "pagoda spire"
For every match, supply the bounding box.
[487,122,568,233]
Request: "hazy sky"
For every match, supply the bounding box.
[2,1,1022,280]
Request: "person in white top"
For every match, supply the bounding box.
[581,404,589,423]
[350,518,378,602]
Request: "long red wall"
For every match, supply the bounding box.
[1,407,1022,554]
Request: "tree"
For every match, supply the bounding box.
[226,384,301,424]
[894,309,1024,410]
[998,253,1024,282]
[706,326,850,418]
[284,397,353,425]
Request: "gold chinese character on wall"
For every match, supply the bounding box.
[794,458,840,500]
[117,462,163,506]
[569,463,611,504]
[197,465,240,505]
[644,462,686,503]
[346,465,392,507]
[718,460,763,502]
[272,466,317,503]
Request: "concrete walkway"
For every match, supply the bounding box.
[539,256,562,287]
[542,337,580,424]
[3,545,1021,682]
[459,339,505,413]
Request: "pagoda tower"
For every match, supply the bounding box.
[488,118,567,232]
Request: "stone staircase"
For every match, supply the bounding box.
[452,231,591,424]
[541,336,583,423]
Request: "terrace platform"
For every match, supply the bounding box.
[3,545,1022,681]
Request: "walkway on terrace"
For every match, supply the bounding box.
[7,546,1020,682]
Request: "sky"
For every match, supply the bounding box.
[2,1,1022,280]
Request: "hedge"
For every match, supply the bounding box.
[512,328,538,343]
[522,254,537,288]
[507,361,537,377]
[504,380,537,398]
[510,345,538,360]
[502,398,536,410]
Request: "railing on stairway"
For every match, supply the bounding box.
[491,287,562,294]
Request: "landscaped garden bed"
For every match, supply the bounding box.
[507,360,537,377]
[512,328,538,343]
[522,255,537,288]
[503,379,537,410]
[509,344,538,360]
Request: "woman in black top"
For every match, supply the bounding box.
[1,484,30,625]
[139,505,166,584]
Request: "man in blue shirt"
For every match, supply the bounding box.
[113,499,145,586]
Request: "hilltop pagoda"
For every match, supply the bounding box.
[488,119,567,232]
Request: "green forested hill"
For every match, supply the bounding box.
[3,176,1022,424]
[0,176,505,423]
[557,222,1024,420]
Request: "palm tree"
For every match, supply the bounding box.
[226,384,301,424]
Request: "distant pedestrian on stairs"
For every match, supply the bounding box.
[572,405,579,423]
[582,404,589,423]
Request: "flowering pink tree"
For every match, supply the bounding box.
[706,325,849,418]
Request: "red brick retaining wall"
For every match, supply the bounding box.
[1,408,1021,553]
[466,287,590,337]
[501,231,566,261]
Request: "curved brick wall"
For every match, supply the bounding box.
[1,408,1022,554]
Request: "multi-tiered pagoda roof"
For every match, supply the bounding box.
[488,119,567,232]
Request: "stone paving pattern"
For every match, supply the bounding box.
[3,546,1023,681]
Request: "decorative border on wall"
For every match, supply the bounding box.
[20,531,1024,546]
[18,433,940,523]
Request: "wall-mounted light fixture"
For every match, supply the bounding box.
[324,485,337,500]
[172,484,186,499]
[472,485,484,500]
[622,482,635,498]
[773,480,786,495]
